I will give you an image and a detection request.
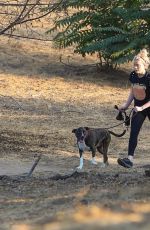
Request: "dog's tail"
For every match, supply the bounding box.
[108,129,126,137]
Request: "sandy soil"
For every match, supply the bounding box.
[0,37,150,230]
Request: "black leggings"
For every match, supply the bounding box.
[128,109,150,156]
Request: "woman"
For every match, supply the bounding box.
[117,49,150,168]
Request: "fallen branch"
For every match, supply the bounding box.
[50,170,87,180]
[27,154,42,177]
[0,94,25,110]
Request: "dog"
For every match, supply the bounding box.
[72,127,126,169]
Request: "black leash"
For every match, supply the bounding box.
[106,106,135,130]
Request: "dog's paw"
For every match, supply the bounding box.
[76,166,83,170]
[100,162,109,168]
[90,159,98,165]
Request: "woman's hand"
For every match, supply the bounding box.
[134,106,143,112]
[118,103,128,111]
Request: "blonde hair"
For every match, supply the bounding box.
[133,48,150,69]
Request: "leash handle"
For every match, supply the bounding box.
[114,105,124,121]
[114,105,119,110]
[114,105,132,112]
[106,106,135,130]
[114,105,133,128]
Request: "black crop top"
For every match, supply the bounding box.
[129,71,150,106]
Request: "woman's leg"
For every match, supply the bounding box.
[128,112,146,156]
[118,111,146,168]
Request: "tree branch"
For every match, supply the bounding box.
[0,2,50,7]
[0,0,66,36]
[0,0,30,35]
[3,32,53,41]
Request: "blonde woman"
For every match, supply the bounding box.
[118,49,150,168]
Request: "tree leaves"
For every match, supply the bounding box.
[47,0,150,68]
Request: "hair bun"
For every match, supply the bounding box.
[133,48,150,69]
[139,48,149,59]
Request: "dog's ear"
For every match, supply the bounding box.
[72,129,77,133]
[84,127,89,130]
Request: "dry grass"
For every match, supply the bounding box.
[0,35,150,230]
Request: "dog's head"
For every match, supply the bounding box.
[72,127,89,151]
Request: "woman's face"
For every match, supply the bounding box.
[133,59,146,74]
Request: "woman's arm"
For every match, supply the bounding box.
[119,88,134,110]
[134,101,150,112]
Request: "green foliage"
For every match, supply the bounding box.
[47,0,150,68]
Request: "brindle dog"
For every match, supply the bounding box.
[72,127,126,169]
